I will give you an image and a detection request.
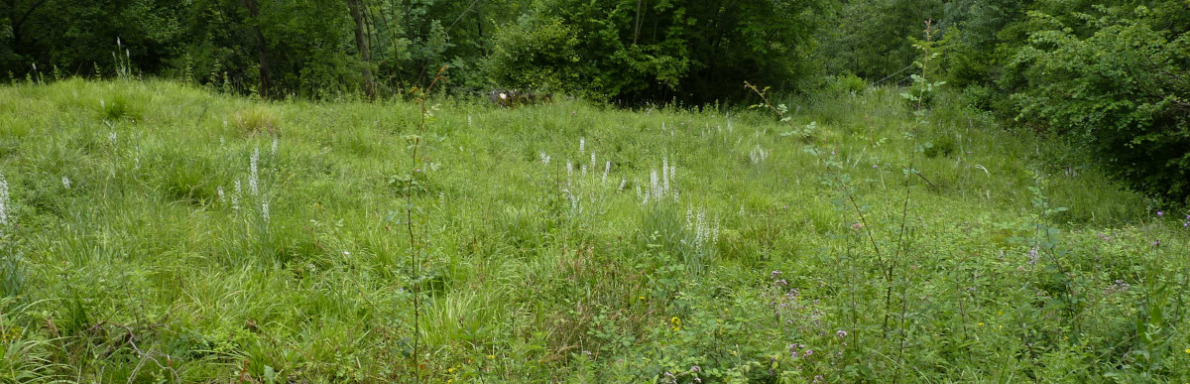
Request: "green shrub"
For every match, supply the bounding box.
[1008,5,1190,203]
[822,73,867,94]
[485,15,581,95]
[922,135,956,159]
[957,84,994,111]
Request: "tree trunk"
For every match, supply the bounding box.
[475,1,487,57]
[9,0,53,62]
[348,0,376,99]
[240,0,273,98]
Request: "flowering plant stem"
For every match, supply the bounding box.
[407,65,447,382]
[892,19,937,384]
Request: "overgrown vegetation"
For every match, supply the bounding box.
[3,0,1190,382]
[4,0,1186,200]
[2,76,1190,382]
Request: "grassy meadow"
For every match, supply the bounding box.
[2,79,1190,382]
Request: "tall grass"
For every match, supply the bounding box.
[0,77,1185,382]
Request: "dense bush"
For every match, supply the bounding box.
[1007,5,1190,202]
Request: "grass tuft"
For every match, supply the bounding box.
[233,106,280,136]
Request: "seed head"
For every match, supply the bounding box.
[249,147,260,195]
[0,173,9,226]
[232,179,242,212]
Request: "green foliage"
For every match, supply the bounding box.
[2,78,1184,382]
[1,0,526,98]
[841,0,1190,204]
[485,14,581,94]
[4,0,824,103]
[1007,4,1190,203]
[819,73,867,95]
[488,0,824,103]
[957,84,994,110]
[935,0,1031,87]
[817,0,945,81]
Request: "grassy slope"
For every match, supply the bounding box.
[0,79,1187,383]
